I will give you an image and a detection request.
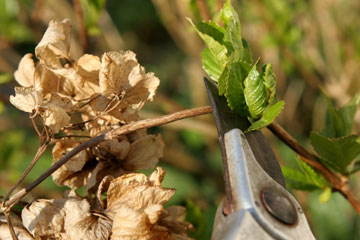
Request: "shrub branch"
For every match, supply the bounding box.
[2,106,212,210]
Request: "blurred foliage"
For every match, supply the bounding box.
[0,0,360,239]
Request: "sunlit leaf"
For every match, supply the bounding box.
[244,62,267,118]
[224,62,249,116]
[246,100,284,132]
[221,0,239,28]
[201,48,225,81]
[262,64,277,104]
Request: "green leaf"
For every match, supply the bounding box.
[262,64,277,104]
[221,0,237,28]
[189,18,228,81]
[282,156,327,191]
[224,62,249,116]
[321,92,360,138]
[246,101,284,132]
[310,132,360,174]
[319,187,332,203]
[201,48,224,81]
[297,157,327,188]
[282,167,322,191]
[218,63,229,96]
[223,16,242,51]
[338,93,360,135]
[195,21,225,44]
[244,62,267,118]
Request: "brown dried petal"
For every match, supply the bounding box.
[99,51,160,111]
[123,134,164,171]
[34,63,61,95]
[158,206,194,236]
[0,216,33,240]
[21,193,92,240]
[76,54,101,85]
[86,161,126,194]
[14,53,35,88]
[9,87,42,113]
[52,141,89,188]
[124,72,160,110]
[99,51,138,95]
[22,199,65,237]
[35,19,72,69]
[111,205,151,240]
[67,215,112,240]
[43,105,71,133]
[105,168,175,220]
[99,138,131,160]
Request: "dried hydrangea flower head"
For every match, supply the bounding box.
[6,19,193,239]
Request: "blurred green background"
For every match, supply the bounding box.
[0,0,360,239]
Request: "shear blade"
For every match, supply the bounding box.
[204,78,286,188]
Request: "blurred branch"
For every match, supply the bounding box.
[72,0,88,53]
[196,0,211,21]
[253,0,321,90]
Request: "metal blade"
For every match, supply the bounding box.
[204,78,286,189]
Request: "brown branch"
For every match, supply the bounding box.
[268,121,360,215]
[2,106,212,209]
[72,0,88,52]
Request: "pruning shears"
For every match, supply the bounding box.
[204,78,315,240]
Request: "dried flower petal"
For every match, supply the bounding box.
[0,216,33,240]
[123,134,164,170]
[105,167,175,220]
[52,140,89,188]
[14,53,35,88]
[43,105,71,133]
[99,51,160,110]
[111,205,152,240]
[9,87,42,113]
[35,19,72,69]
[99,51,138,95]
[21,192,93,240]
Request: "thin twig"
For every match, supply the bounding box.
[268,121,360,215]
[3,106,212,209]
[5,212,18,240]
[2,142,49,203]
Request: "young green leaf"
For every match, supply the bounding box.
[297,156,327,188]
[221,0,239,28]
[310,132,360,175]
[189,18,228,81]
[201,48,225,81]
[194,21,225,45]
[282,156,327,191]
[224,62,249,116]
[224,17,242,51]
[262,64,277,104]
[246,100,284,132]
[244,63,267,118]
